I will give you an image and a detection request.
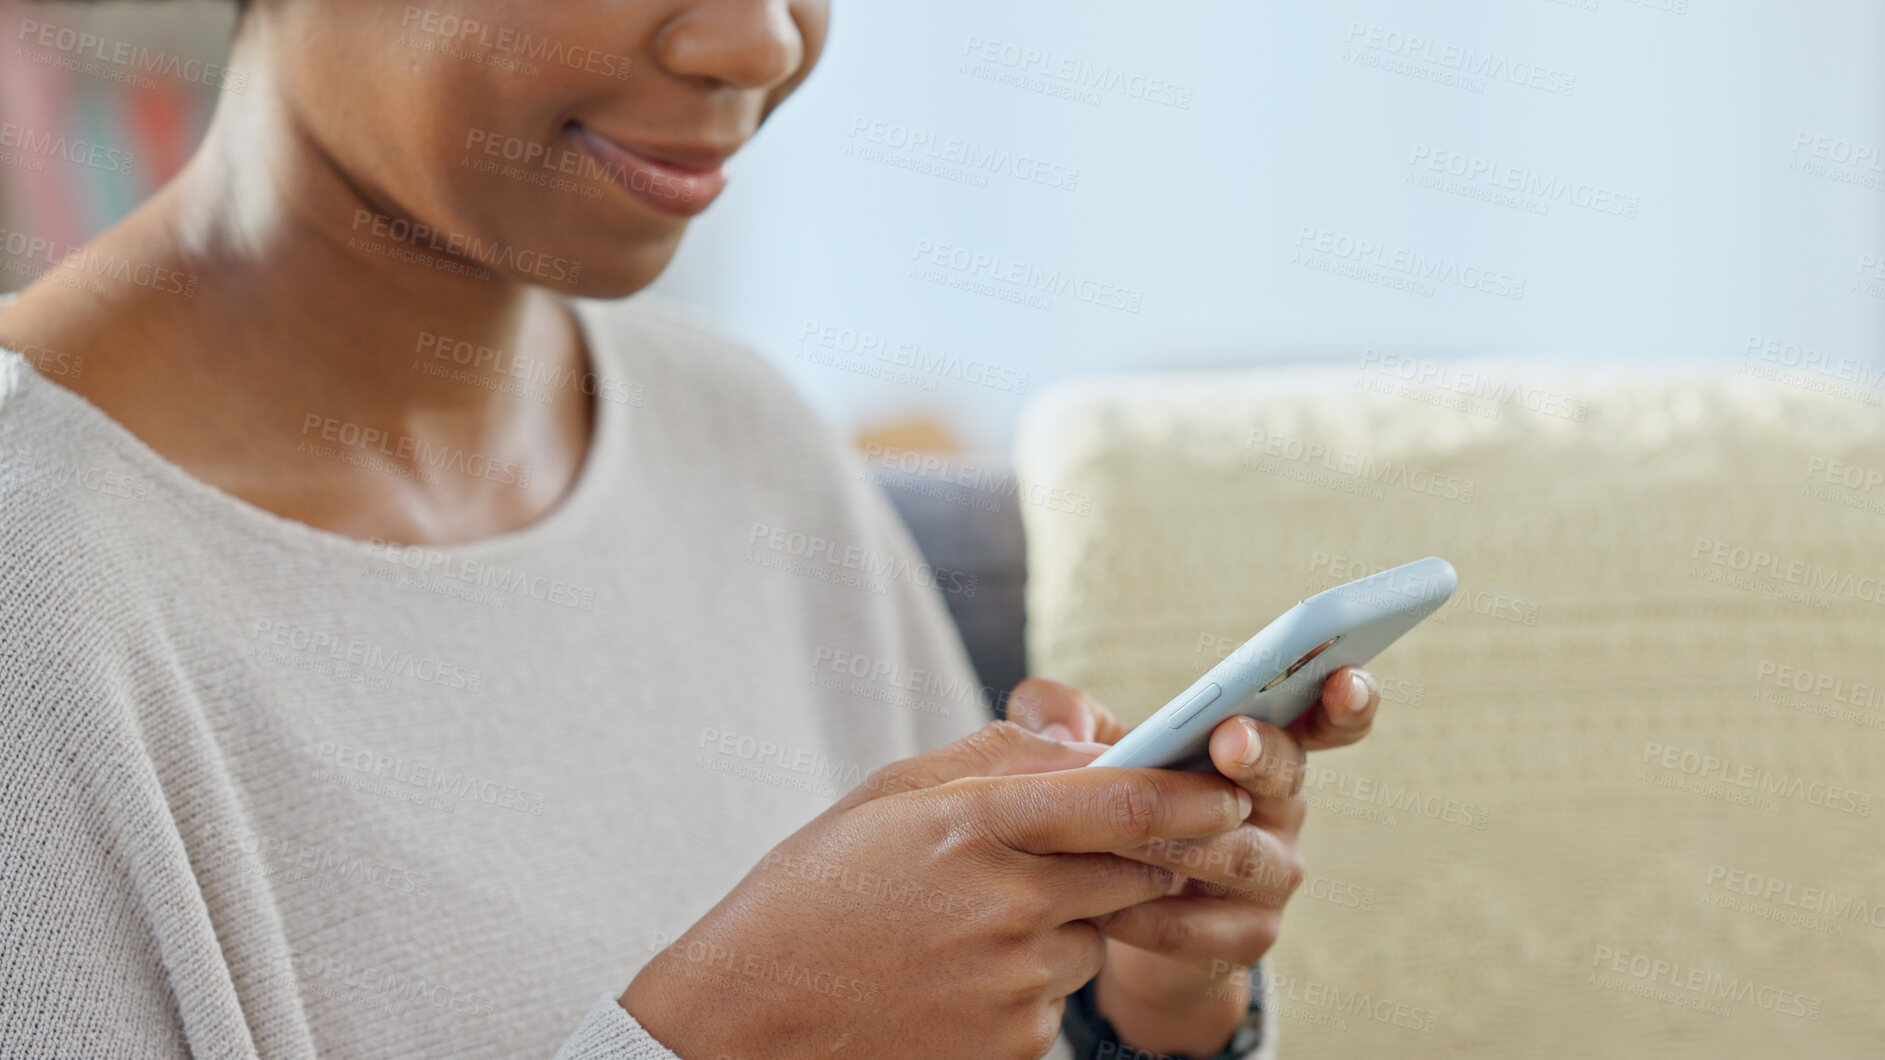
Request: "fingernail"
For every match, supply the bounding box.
[1346,673,1371,716]
[1237,717,1263,769]
[1235,789,1254,820]
[1042,723,1074,742]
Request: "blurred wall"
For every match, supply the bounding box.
[651,0,1885,454]
[5,0,1880,459]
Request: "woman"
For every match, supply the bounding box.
[0,2,1385,1057]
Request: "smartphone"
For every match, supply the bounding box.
[1087,557,1457,771]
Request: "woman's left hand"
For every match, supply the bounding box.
[1006,667,1382,1057]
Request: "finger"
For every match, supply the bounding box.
[1005,678,1130,745]
[1249,784,1307,834]
[1091,895,1284,971]
[1040,920,1109,1000]
[1030,853,1181,926]
[836,721,1095,810]
[1287,667,1380,750]
[954,767,1253,856]
[1208,717,1308,801]
[1122,826,1305,905]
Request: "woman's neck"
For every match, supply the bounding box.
[0,45,599,546]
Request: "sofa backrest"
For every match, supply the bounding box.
[1016,361,1885,1057]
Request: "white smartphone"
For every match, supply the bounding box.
[1088,557,1457,771]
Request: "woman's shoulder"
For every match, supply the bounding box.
[0,350,162,603]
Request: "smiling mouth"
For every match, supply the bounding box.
[565,121,732,218]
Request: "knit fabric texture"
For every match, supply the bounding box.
[0,294,989,1058]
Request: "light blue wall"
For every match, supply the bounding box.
[654,0,1885,453]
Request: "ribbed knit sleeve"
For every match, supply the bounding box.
[550,996,682,1060]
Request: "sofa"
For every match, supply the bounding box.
[886,357,1885,1058]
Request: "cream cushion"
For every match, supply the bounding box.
[1015,361,1885,1058]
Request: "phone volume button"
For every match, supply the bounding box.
[1167,683,1223,729]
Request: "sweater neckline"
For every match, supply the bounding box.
[0,295,628,562]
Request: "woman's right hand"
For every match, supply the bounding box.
[619,721,1255,1059]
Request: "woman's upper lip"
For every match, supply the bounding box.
[571,123,736,172]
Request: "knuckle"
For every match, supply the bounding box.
[1146,907,1194,954]
[1013,952,1059,996]
[860,761,926,798]
[1230,842,1269,888]
[1021,1006,1063,1058]
[1237,913,1282,962]
[958,720,1032,764]
[1106,774,1162,839]
[1000,882,1057,929]
[1279,851,1307,894]
[1006,678,1071,728]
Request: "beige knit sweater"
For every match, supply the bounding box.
[0,295,1009,1057]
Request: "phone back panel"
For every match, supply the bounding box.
[1088,557,1457,771]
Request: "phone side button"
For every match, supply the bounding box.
[1166,683,1224,729]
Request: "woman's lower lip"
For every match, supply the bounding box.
[568,123,727,218]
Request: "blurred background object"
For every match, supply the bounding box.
[0,0,235,255]
[5,0,1881,462]
[1014,363,1885,1057]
